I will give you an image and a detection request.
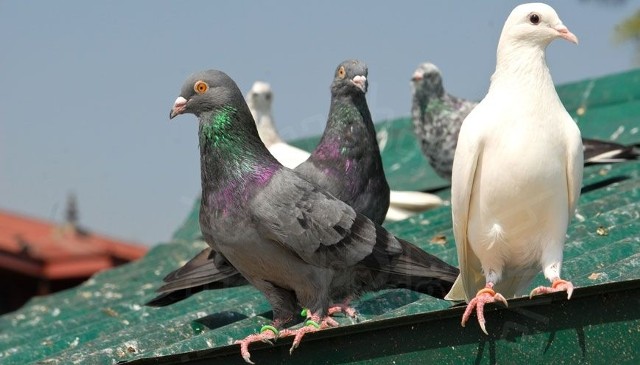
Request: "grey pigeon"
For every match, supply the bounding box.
[165,69,459,362]
[246,80,443,220]
[411,64,639,182]
[147,61,387,306]
[446,3,581,335]
[411,62,475,181]
[148,60,422,308]
[294,60,390,224]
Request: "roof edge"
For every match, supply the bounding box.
[126,279,640,364]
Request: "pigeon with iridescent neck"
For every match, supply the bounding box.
[293,60,390,224]
[165,69,459,363]
[445,3,582,335]
[247,78,443,220]
[146,61,441,308]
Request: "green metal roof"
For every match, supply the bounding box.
[1,69,639,365]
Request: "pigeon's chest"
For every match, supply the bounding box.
[469,110,572,243]
[482,114,567,187]
[199,185,257,241]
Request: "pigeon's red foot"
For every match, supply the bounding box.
[289,311,339,354]
[235,325,280,364]
[327,300,357,318]
[529,278,574,299]
[461,286,508,335]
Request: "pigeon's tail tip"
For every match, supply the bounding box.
[389,238,459,299]
[385,271,457,300]
[145,292,180,307]
[144,286,206,307]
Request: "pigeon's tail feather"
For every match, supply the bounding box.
[385,238,459,299]
[146,284,206,307]
[583,138,640,165]
[145,248,246,307]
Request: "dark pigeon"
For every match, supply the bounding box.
[161,69,458,362]
[147,60,391,306]
[295,60,389,224]
[411,62,640,181]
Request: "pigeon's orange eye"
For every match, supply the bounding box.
[529,13,540,25]
[194,81,209,94]
[337,66,346,79]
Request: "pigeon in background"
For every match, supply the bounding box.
[411,65,639,182]
[246,81,309,168]
[247,79,443,221]
[166,69,459,362]
[445,3,582,334]
[294,59,390,224]
[410,62,475,181]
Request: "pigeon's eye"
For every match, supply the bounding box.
[194,81,209,94]
[529,13,540,25]
[337,66,346,79]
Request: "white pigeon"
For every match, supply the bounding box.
[245,81,443,220]
[445,3,583,335]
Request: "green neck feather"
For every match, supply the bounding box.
[199,106,237,148]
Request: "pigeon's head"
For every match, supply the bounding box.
[170,70,245,119]
[500,3,578,48]
[411,63,445,99]
[246,81,273,114]
[331,59,369,95]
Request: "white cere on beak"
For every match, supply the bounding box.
[351,75,367,92]
[173,96,187,108]
[170,96,188,119]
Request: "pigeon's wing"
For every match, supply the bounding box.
[567,126,584,216]
[582,138,639,165]
[251,169,402,270]
[446,110,485,303]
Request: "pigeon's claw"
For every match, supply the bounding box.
[235,326,280,364]
[494,292,508,307]
[328,304,357,319]
[288,311,339,355]
[461,286,508,335]
[530,278,574,299]
[327,298,358,319]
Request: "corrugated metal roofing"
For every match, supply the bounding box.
[0,69,638,365]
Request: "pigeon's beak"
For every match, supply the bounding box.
[555,24,578,45]
[170,96,188,119]
[351,75,367,93]
[411,70,423,81]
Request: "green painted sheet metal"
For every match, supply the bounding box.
[127,280,640,365]
[0,69,639,365]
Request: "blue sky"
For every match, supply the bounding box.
[0,1,636,245]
